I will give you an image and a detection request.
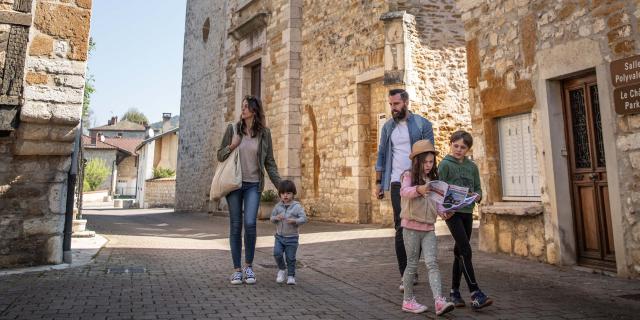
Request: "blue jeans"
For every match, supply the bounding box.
[274,234,299,276]
[226,181,260,269]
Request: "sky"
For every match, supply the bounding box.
[87,0,187,127]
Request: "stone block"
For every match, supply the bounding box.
[25,72,48,85]
[13,139,74,156]
[498,231,512,253]
[629,114,640,129]
[34,2,91,61]
[20,101,52,124]
[24,86,84,104]
[23,215,64,236]
[48,183,67,214]
[514,238,528,256]
[29,34,53,56]
[26,57,86,75]
[479,218,497,253]
[617,133,640,151]
[45,235,63,264]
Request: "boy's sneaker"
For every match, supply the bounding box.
[450,289,466,307]
[243,266,256,284]
[470,290,493,309]
[435,296,455,316]
[286,276,296,285]
[230,271,243,285]
[402,297,428,314]
[276,270,286,283]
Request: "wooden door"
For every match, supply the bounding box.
[250,63,261,98]
[562,74,615,270]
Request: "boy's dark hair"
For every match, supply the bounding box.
[277,179,297,195]
[450,130,473,148]
[388,88,409,102]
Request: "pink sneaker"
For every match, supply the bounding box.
[402,297,428,314]
[435,296,455,316]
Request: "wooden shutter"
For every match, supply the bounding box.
[499,113,541,200]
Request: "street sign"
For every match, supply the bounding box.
[613,83,640,115]
[611,55,640,88]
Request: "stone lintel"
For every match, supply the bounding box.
[380,11,406,21]
[356,67,384,84]
[0,10,32,26]
[481,202,544,216]
[229,12,269,40]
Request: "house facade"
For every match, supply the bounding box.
[177,0,471,224]
[136,127,179,208]
[457,0,640,278]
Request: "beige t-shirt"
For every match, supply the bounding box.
[238,134,260,183]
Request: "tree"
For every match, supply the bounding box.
[122,108,149,126]
[84,158,110,191]
[82,37,96,128]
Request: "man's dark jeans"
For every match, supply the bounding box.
[390,182,407,277]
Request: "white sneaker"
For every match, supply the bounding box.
[399,279,404,292]
[276,270,286,283]
[287,276,296,285]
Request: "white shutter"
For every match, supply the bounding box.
[499,113,541,200]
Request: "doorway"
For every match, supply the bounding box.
[562,74,615,270]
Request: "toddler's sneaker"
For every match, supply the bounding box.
[243,266,256,284]
[435,296,455,316]
[276,269,286,283]
[287,276,296,285]
[450,289,466,307]
[470,290,493,309]
[401,297,428,314]
[230,271,243,285]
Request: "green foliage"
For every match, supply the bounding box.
[83,37,96,119]
[84,158,110,191]
[122,108,149,126]
[153,167,176,179]
[261,189,278,203]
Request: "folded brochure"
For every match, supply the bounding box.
[427,180,478,212]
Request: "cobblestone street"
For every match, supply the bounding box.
[2,208,640,320]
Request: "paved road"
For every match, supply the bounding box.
[1,208,640,319]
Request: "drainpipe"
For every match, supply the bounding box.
[63,127,81,263]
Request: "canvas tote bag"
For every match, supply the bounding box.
[210,124,242,200]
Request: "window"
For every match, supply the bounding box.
[498,113,541,200]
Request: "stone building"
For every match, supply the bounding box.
[177,0,471,224]
[0,0,92,267]
[457,0,640,277]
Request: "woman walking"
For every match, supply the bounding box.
[217,95,281,285]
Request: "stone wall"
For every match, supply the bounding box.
[144,178,176,208]
[176,0,229,212]
[300,0,387,223]
[391,0,470,152]
[458,0,640,276]
[0,0,91,268]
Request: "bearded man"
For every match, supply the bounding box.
[374,88,434,291]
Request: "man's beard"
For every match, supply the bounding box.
[392,106,407,121]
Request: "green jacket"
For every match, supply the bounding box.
[216,123,282,192]
[438,155,482,213]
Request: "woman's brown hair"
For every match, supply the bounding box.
[237,95,265,138]
[410,151,439,186]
